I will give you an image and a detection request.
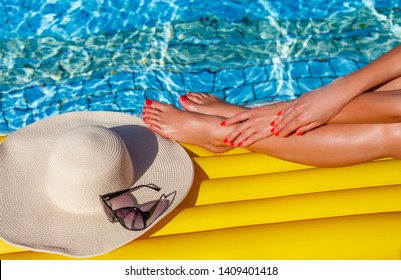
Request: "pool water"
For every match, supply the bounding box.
[1,0,401,134]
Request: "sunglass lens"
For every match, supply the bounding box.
[116,209,145,230]
[101,200,115,222]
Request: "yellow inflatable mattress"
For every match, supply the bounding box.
[1,135,401,260]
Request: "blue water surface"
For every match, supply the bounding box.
[1,0,401,133]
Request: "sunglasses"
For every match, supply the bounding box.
[100,184,169,231]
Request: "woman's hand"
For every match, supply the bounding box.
[272,82,352,137]
[223,79,355,146]
[222,102,287,146]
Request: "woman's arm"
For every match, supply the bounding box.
[273,43,401,137]
[223,44,401,144]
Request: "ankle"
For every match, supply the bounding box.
[207,118,232,147]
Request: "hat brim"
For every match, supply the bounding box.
[0,111,194,257]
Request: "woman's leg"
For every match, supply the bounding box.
[330,89,401,123]
[143,100,401,167]
[179,92,247,117]
[180,89,401,123]
[249,122,399,167]
[180,76,401,123]
[143,100,232,153]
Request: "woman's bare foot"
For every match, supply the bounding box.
[142,100,233,153]
[179,92,246,118]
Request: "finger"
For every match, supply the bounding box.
[270,102,296,132]
[276,116,312,137]
[295,122,321,136]
[223,111,251,126]
[240,131,269,147]
[232,127,258,147]
[224,121,253,143]
[275,100,294,118]
[273,107,305,137]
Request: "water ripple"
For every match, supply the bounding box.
[0,0,401,133]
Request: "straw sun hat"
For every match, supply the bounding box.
[0,111,194,257]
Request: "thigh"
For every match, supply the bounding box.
[373,75,401,91]
[330,89,401,123]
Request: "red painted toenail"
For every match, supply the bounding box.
[275,132,280,136]
[277,111,282,116]
[270,128,274,133]
[145,99,152,106]
[221,121,226,126]
[224,138,228,144]
[296,132,304,136]
[238,142,243,147]
[180,95,187,101]
[230,142,235,147]
[270,121,275,126]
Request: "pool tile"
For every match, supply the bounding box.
[254,81,278,101]
[89,102,120,112]
[297,78,323,94]
[329,57,359,77]
[225,84,254,104]
[244,66,267,84]
[275,80,301,98]
[88,91,116,107]
[134,71,163,90]
[4,108,33,131]
[308,60,335,78]
[31,105,60,123]
[57,81,83,100]
[265,64,288,81]
[60,97,89,113]
[116,90,145,114]
[2,90,27,110]
[156,70,185,92]
[287,61,311,79]
[322,77,336,86]
[183,70,214,93]
[25,85,56,109]
[214,68,245,91]
[145,89,174,104]
[108,71,135,92]
[82,79,111,97]
[0,113,7,132]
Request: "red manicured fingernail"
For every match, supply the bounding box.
[179,95,187,101]
[238,142,243,147]
[224,138,228,144]
[296,132,304,136]
[275,132,280,136]
[221,121,226,126]
[145,99,152,106]
[270,128,275,133]
[270,121,275,126]
[277,111,282,116]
